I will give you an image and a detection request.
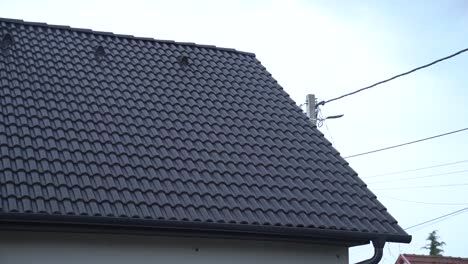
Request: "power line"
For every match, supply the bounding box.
[367,169,468,184]
[363,159,468,179]
[323,120,336,147]
[413,209,468,232]
[373,183,468,191]
[404,207,468,230]
[318,108,337,147]
[406,208,468,231]
[344,127,468,159]
[379,194,468,206]
[317,47,468,106]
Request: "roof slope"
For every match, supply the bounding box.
[0,18,410,244]
[397,254,468,264]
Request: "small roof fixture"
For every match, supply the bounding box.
[178,55,190,66]
[94,45,106,62]
[1,33,13,51]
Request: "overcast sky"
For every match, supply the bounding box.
[1,1,467,263]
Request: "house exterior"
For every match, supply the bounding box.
[0,17,411,264]
[395,254,468,264]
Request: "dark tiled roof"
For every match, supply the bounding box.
[396,254,468,264]
[0,17,410,244]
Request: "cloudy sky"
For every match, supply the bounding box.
[1,0,467,263]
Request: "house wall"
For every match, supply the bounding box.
[0,230,348,264]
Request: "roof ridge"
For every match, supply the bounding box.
[0,17,256,57]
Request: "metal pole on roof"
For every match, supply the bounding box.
[306,94,317,125]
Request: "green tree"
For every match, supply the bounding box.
[422,230,446,256]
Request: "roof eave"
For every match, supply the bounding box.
[0,213,411,246]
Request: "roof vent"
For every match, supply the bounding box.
[178,55,190,66]
[1,33,13,51]
[94,45,106,62]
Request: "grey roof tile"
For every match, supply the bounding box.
[0,17,410,244]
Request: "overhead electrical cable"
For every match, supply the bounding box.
[323,120,336,147]
[413,209,468,231]
[373,183,468,191]
[379,194,468,206]
[363,159,468,179]
[318,108,337,147]
[317,47,468,106]
[404,207,468,230]
[366,169,468,184]
[344,127,468,159]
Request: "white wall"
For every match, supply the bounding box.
[0,230,348,264]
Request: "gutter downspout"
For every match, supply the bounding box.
[355,239,386,264]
